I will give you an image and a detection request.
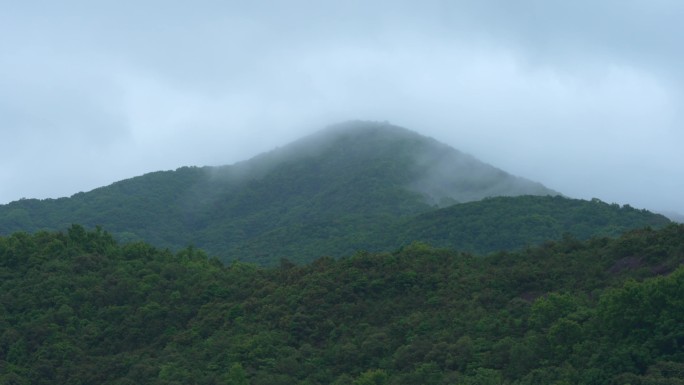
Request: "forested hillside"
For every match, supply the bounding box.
[0,122,562,265]
[2,225,683,384]
[391,195,671,255]
[0,123,670,265]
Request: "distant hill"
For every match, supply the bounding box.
[392,195,671,253]
[0,121,669,264]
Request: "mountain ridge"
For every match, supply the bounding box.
[0,121,668,264]
[238,121,561,205]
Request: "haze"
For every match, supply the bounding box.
[1,1,682,215]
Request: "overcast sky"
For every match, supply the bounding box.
[1,0,682,214]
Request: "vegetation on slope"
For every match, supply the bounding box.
[2,225,683,384]
[0,122,565,265]
[0,185,670,266]
[392,195,671,254]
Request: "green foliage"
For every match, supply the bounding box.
[353,369,389,385]
[0,186,669,266]
[3,122,667,266]
[1,224,683,384]
[394,195,671,255]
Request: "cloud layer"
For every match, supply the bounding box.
[2,0,682,214]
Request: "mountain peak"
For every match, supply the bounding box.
[264,120,559,206]
[0,121,569,264]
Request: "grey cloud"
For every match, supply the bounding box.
[0,1,682,215]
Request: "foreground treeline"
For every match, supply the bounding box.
[1,225,683,384]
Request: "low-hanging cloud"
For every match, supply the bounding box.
[1,0,682,214]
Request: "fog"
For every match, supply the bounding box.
[1,1,682,214]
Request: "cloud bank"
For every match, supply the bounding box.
[1,0,682,214]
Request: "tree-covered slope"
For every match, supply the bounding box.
[0,121,557,263]
[0,166,208,247]
[391,195,672,255]
[0,121,669,265]
[222,195,671,265]
[1,225,683,384]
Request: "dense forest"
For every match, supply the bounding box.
[390,195,671,254]
[1,122,680,384]
[2,224,683,384]
[0,189,670,266]
[0,122,568,266]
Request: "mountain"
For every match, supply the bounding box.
[2,224,683,384]
[248,121,559,206]
[391,195,671,254]
[0,121,669,264]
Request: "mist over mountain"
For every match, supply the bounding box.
[227,121,558,206]
[0,121,667,264]
[661,211,684,224]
